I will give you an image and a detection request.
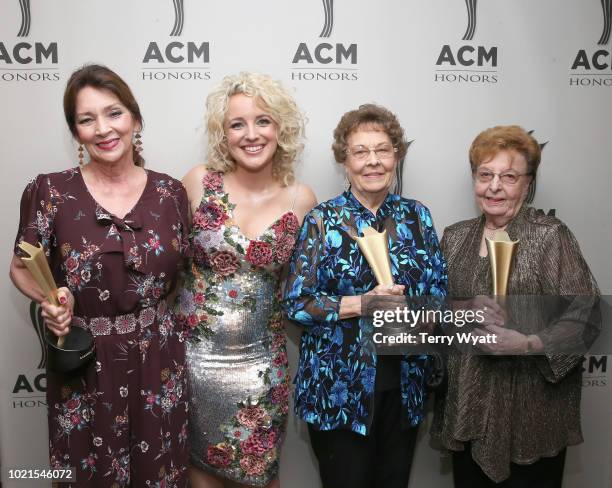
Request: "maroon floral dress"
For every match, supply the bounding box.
[14,167,190,487]
[175,172,298,486]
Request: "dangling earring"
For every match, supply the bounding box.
[78,144,84,166]
[134,132,143,154]
[344,171,351,191]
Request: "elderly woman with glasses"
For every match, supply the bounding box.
[431,125,599,488]
[283,104,447,488]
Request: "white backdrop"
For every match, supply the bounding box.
[1,0,611,486]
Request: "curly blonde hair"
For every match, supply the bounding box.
[205,72,305,186]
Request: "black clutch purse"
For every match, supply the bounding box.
[46,326,95,373]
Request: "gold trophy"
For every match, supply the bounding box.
[18,241,64,347]
[354,226,394,286]
[354,226,401,331]
[485,230,519,296]
[19,241,95,372]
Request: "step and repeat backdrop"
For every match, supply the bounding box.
[1,0,611,486]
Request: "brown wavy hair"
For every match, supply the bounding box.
[332,104,408,164]
[63,64,144,166]
[469,125,541,175]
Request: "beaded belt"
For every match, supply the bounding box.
[73,301,168,336]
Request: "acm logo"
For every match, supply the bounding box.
[141,0,211,81]
[569,0,612,87]
[291,0,359,82]
[525,131,549,205]
[12,302,47,409]
[434,0,498,84]
[0,0,60,82]
[582,355,608,387]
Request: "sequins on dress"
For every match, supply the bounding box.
[176,172,297,486]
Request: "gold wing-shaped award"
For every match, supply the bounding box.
[354,226,394,286]
[485,230,519,296]
[18,241,65,347]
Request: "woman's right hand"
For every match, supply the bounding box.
[40,287,75,337]
[366,284,405,296]
[340,285,405,319]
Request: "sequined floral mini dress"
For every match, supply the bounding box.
[176,172,297,486]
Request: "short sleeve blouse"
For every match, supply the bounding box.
[14,167,189,319]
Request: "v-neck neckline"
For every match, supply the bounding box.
[219,172,295,242]
[78,166,150,221]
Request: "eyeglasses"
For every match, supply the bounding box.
[345,144,398,161]
[474,169,532,185]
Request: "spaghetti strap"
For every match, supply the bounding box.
[290,182,299,212]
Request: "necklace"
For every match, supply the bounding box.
[483,223,508,240]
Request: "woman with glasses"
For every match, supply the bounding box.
[431,125,599,488]
[283,104,447,488]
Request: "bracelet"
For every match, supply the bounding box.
[525,334,536,353]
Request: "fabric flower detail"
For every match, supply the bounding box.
[142,231,165,256]
[239,455,267,477]
[80,269,91,283]
[268,313,284,332]
[65,397,81,413]
[273,212,299,235]
[193,245,209,266]
[209,250,240,276]
[207,443,234,468]
[269,383,289,405]
[194,228,224,250]
[360,366,376,394]
[271,333,285,351]
[275,234,296,264]
[240,427,278,456]
[272,351,287,368]
[65,255,79,273]
[194,201,228,231]
[202,172,223,192]
[246,241,273,267]
[329,380,348,407]
[236,405,267,430]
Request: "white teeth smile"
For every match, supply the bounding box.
[244,145,263,153]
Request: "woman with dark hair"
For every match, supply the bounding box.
[9,64,189,487]
[283,104,447,488]
[431,125,600,488]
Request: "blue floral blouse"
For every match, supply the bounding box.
[282,190,448,435]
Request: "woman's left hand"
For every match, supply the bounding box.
[472,325,527,354]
